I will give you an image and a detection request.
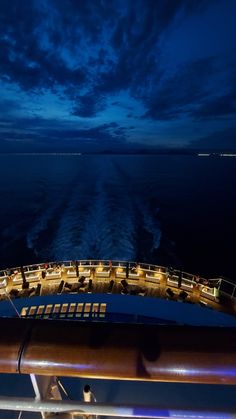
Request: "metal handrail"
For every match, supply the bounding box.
[0,259,235,300]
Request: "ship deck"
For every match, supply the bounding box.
[0,260,235,318]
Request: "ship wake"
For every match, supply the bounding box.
[26,157,162,263]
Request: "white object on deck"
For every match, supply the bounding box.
[46,272,62,280]
[96,270,110,277]
[145,273,160,282]
[116,271,126,278]
[79,269,91,277]
[181,279,194,291]
[12,275,23,285]
[25,273,40,282]
[66,270,77,278]
[167,276,179,287]
[0,278,7,288]
[201,286,219,302]
[129,273,140,279]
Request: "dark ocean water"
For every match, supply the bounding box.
[0,154,236,280]
[1,154,236,418]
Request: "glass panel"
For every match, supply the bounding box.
[29,306,37,316]
[20,307,28,317]
[61,304,68,313]
[84,303,91,317]
[92,303,99,316]
[53,304,61,313]
[76,303,83,317]
[37,305,45,315]
[69,303,76,313]
[45,305,53,314]
[99,303,106,317]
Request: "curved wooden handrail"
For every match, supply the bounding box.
[0,318,235,384]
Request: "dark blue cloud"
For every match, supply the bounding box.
[0,0,235,149]
[0,111,130,152]
[191,92,236,119]
[0,0,211,95]
[0,0,87,91]
[72,93,106,118]
[141,57,217,120]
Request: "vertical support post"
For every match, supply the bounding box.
[75,261,79,278]
[20,266,26,286]
[126,262,129,279]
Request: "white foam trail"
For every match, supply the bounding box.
[74,162,137,260]
[34,157,161,263]
[51,158,137,261]
[49,190,92,261]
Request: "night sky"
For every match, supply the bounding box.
[0,0,236,152]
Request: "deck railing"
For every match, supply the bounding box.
[0,259,235,308]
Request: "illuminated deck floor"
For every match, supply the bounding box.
[0,260,235,319]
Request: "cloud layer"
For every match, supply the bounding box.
[0,0,236,151]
